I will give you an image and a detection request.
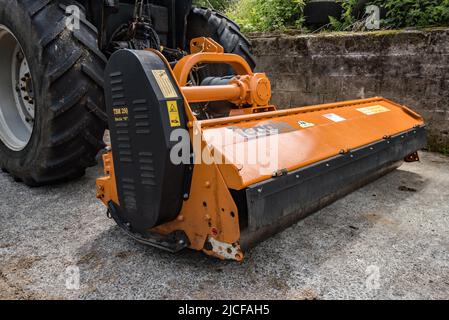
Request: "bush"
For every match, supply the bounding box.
[193,0,449,32]
[328,0,359,31]
[371,0,449,28]
[226,0,306,32]
[317,0,449,32]
[192,0,233,12]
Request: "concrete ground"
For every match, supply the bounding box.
[0,151,448,300]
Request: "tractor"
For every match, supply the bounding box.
[0,0,253,185]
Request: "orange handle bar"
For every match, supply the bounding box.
[173,53,254,87]
[170,41,271,107]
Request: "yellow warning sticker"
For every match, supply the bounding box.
[167,101,181,127]
[152,70,178,99]
[357,105,390,116]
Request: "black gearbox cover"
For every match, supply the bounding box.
[104,49,188,232]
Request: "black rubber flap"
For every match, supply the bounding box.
[241,126,427,249]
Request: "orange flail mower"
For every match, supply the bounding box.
[96,38,426,261]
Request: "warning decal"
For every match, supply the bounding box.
[298,120,315,128]
[323,113,346,123]
[357,105,390,116]
[167,101,181,127]
[152,70,178,99]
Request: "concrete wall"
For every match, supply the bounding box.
[249,28,449,153]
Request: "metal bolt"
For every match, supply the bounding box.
[211,227,219,236]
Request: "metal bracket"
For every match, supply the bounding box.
[404,152,420,162]
[108,202,190,253]
[206,237,243,262]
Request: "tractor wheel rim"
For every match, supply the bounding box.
[0,25,35,151]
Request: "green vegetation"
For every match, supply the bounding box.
[192,0,234,12]
[372,0,449,28]
[330,0,449,31]
[328,0,359,31]
[193,0,449,33]
[226,0,306,32]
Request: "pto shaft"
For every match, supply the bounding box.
[180,74,272,107]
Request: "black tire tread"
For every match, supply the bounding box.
[0,1,106,186]
[189,7,256,69]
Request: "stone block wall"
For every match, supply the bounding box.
[249,29,449,153]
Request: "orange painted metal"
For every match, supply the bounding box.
[96,151,119,205]
[174,38,272,108]
[97,38,425,261]
[227,74,272,107]
[152,146,242,260]
[181,84,241,103]
[180,73,272,107]
[97,142,243,261]
[173,37,252,87]
[190,37,224,54]
[99,43,246,260]
[199,97,424,190]
[229,105,277,116]
[174,52,253,87]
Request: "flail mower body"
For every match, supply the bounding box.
[96,38,426,261]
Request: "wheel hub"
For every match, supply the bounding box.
[17,51,35,123]
[0,25,35,151]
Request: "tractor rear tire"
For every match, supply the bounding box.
[186,7,256,71]
[186,7,256,118]
[0,0,107,186]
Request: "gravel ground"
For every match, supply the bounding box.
[0,151,448,300]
